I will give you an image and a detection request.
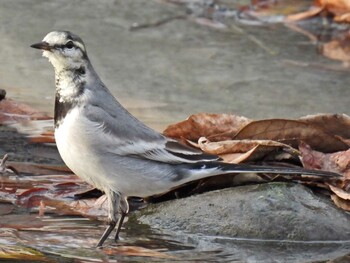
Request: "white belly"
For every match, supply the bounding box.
[55,108,109,191]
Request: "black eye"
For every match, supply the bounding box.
[65,41,74,49]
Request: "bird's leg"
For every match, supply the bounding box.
[96,221,116,247]
[115,196,129,242]
[96,191,120,247]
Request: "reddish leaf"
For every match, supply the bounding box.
[28,136,55,144]
[299,142,350,179]
[8,162,71,175]
[163,113,251,142]
[0,99,51,125]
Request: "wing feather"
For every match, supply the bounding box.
[83,103,220,164]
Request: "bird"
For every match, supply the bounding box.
[31,31,340,247]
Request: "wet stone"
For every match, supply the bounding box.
[137,182,350,241]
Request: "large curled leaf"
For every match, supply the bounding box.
[234,119,349,153]
[163,113,251,141]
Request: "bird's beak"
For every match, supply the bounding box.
[30,41,52,51]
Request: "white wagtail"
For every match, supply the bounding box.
[31,31,340,247]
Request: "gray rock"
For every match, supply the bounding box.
[137,182,350,241]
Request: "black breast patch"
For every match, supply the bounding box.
[54,94,78,128]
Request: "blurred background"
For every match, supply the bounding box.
[1,0,350,132]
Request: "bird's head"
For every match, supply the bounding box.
[31,31,88,72]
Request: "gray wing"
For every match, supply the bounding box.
[84,103,220,164]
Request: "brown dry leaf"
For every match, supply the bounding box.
[219,151,257,163]
[245,0,314,19]
[316,0,350,16]
[286,0,350,22]
[331,194,350,211]
[12,184,106,219]
[28,136,55,144]
[197,137,297,155]
[285,6,324,21]
[334,12,350,22]
[234,119,349,153]
[0,172,106,219]
[329,184,350,199]
[163,113,251,142]
[103,246,175,259]
[299,142,350,179]
[0,98,51,125]
[299,113,350,139]
[17,188,106,219]
[321,37,350,63]
[7,161,71,175]
[28,129,55,144]
[197,137,298,163]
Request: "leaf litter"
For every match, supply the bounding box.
[1,97,350,261]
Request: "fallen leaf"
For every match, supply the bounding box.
[0,99,51,125]
[28,136,55,144]
[218,152,255,163]
[299,142,350,179]
[329,184,350,200]
[334,12,350,22]
[241,0,314,22]
[7,161,71,175]
[285,6,323,21]
[316,0,350,16]
[234,119,349,153]
[299,113,350,139]
[196,137,298,163]
[331,194,350,211]
[0,173,107,219]
[286,0,350,23]
[163,113,251,142]
[321,37,350,64]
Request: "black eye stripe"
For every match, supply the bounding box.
[65,41,74,49]
[53,43,77,50]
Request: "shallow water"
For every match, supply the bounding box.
[1,0,350,262]
[1,204,350,262]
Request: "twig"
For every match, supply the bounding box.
[130,15,186,31]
